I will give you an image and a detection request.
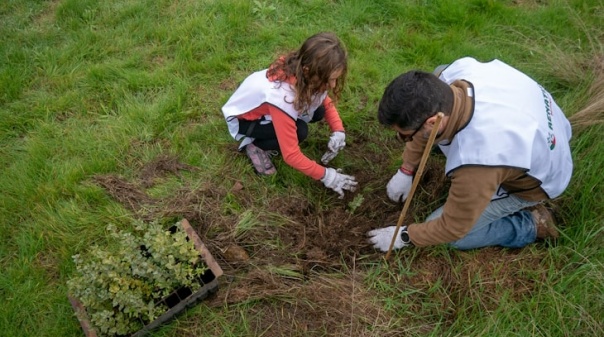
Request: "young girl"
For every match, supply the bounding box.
[222,32,357,198]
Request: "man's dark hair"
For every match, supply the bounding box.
[378,70,453,130]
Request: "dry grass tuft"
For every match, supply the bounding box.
[199,270,396,337]
[569,54,604,132]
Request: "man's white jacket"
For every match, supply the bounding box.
[438,57,573,199]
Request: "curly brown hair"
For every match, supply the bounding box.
[266,32,348,112]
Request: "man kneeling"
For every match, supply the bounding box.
[368,57,572,251]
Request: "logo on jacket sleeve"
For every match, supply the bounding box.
[547,132,556,150]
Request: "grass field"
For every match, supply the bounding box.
[1,0,603,336]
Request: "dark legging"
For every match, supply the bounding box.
[237,106,325,151]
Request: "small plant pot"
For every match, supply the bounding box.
[68,219,223,337]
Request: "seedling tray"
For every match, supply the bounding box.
[68,219,223,337]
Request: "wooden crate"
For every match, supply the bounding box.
[68,219,223,337]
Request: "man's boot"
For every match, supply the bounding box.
[530,204,559,239]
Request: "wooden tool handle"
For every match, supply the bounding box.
[385,112,444,261]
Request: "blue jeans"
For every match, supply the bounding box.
[425,195,539,250]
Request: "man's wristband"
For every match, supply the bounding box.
[400,166,415,176]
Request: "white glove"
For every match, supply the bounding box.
[327,131,346,153]
[321,167,358,199]
[367,226,412,252]
[320,150,338,165]
[387,169,413,202]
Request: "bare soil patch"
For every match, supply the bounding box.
[93,151,550,336]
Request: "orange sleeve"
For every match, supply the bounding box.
[322,96,344,133]
[269,105,326,180]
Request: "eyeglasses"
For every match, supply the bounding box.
[396,114,436,143]
[396,124,424,143]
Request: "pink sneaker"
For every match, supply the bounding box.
[245,143,276,175]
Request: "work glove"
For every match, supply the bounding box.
[320,150,338,165]
[321,167,358,199]
[327,131,346,153]
[367,225,412,252]
[386,169,413,202]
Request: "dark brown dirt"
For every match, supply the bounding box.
[139,154,198,188]
[93,149,551,336]
[92,175,155,212]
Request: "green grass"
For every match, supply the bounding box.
[1,0,603,336]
